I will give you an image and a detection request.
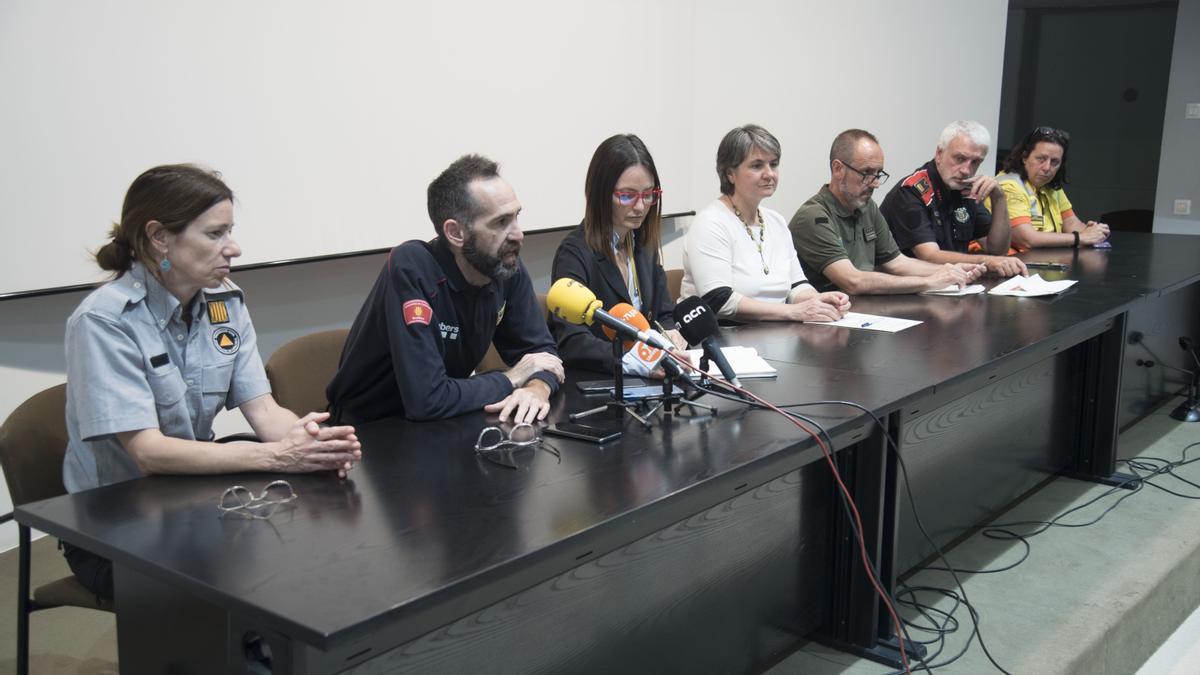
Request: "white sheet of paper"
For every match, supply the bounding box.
[921,284,986,296]
[807,311,923,333]
[684,346,778,378]
[987,273,1077,297]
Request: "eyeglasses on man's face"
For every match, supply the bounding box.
[613,188,662,207]
[841,161,890,186]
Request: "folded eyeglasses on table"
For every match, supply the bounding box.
[474,422,561,469]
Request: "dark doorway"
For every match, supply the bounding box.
[999,1,1177,226]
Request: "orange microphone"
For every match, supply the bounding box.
[601,302,650,351]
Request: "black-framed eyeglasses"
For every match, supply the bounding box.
[1033,126,1070,143]
[840,161,890,186]
[613,188,662,207]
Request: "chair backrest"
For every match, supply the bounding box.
[475,293,549,374]
[1100,209,1153,233]
[0,384,69,508]
[265,329,350,415]
[665,268,684,303]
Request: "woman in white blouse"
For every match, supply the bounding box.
[681,125,849,322]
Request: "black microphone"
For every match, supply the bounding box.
[673,297,741,387]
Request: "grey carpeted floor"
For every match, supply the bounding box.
[773,397,1200,674]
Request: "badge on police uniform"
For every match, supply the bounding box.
[206,300,230,324]
[954,207,969,223]
[212,327,240,355]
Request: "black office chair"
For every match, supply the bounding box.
[0,384,113,675]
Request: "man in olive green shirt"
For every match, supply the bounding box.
[789,129,984,295]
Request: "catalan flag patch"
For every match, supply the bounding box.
[207,300,230,324]
[403,299,432,326]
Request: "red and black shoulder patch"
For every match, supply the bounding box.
[902,169,934,207]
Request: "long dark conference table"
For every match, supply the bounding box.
[17,232,1200,673]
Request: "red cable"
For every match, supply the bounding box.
[664,353,912,674]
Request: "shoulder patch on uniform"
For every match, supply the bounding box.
[212,327,240,355]
[403,299,432,326]
[206,300,230,324]
[902,169,934,206]
[815,216,830,225]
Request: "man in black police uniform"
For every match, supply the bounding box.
[327,154,564,424]
[880,120,1026,277]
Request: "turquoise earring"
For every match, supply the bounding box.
[160,257,172,272]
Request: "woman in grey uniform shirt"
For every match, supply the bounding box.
[62,164,362,599]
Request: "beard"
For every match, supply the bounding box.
[462,232,521,281]
[838,175,873,211]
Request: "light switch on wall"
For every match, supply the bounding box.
[1175,199,1192,216]
[1187,103,1200,119]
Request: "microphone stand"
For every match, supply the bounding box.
[1176,337,1200,422]
[641,354,718,421]
[569,338,654,428]
[1135,358,1199,423]
[1163,363,1200,423]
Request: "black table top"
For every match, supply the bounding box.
[17,232,1200,650]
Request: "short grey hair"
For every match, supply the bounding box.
[716,124,781,195]
[937,120,991,151]
[829,129,879,166]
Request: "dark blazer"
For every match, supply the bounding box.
[549,225,677,374]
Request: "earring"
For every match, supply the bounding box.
[159,257,172,272]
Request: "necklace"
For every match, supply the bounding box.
[728,197,769,275]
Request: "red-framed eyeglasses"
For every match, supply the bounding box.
[613,188,663,207]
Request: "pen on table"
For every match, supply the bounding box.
[1025,262,1069,271]
[860,321,873,328]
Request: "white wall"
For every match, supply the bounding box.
[1154,0,1200,235]
[0,0,696,296]
[688,0,1008,219]
[0,0,1009,552]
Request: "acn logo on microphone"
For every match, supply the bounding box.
[680,305,709,323]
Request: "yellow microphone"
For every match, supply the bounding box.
[546,278,603,326]
[547,278,674,352]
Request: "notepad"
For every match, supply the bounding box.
[988,273,1077,297]
[684,346,778,379]
[808,311,923,333]
[921,284,986,296]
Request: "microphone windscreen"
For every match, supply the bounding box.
[547,278,600,326]
[602,302,650,349]
[672,296,719,345]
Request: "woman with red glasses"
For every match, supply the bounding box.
[549,133,688,375]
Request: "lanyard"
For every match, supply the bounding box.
[612,233,642,310]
